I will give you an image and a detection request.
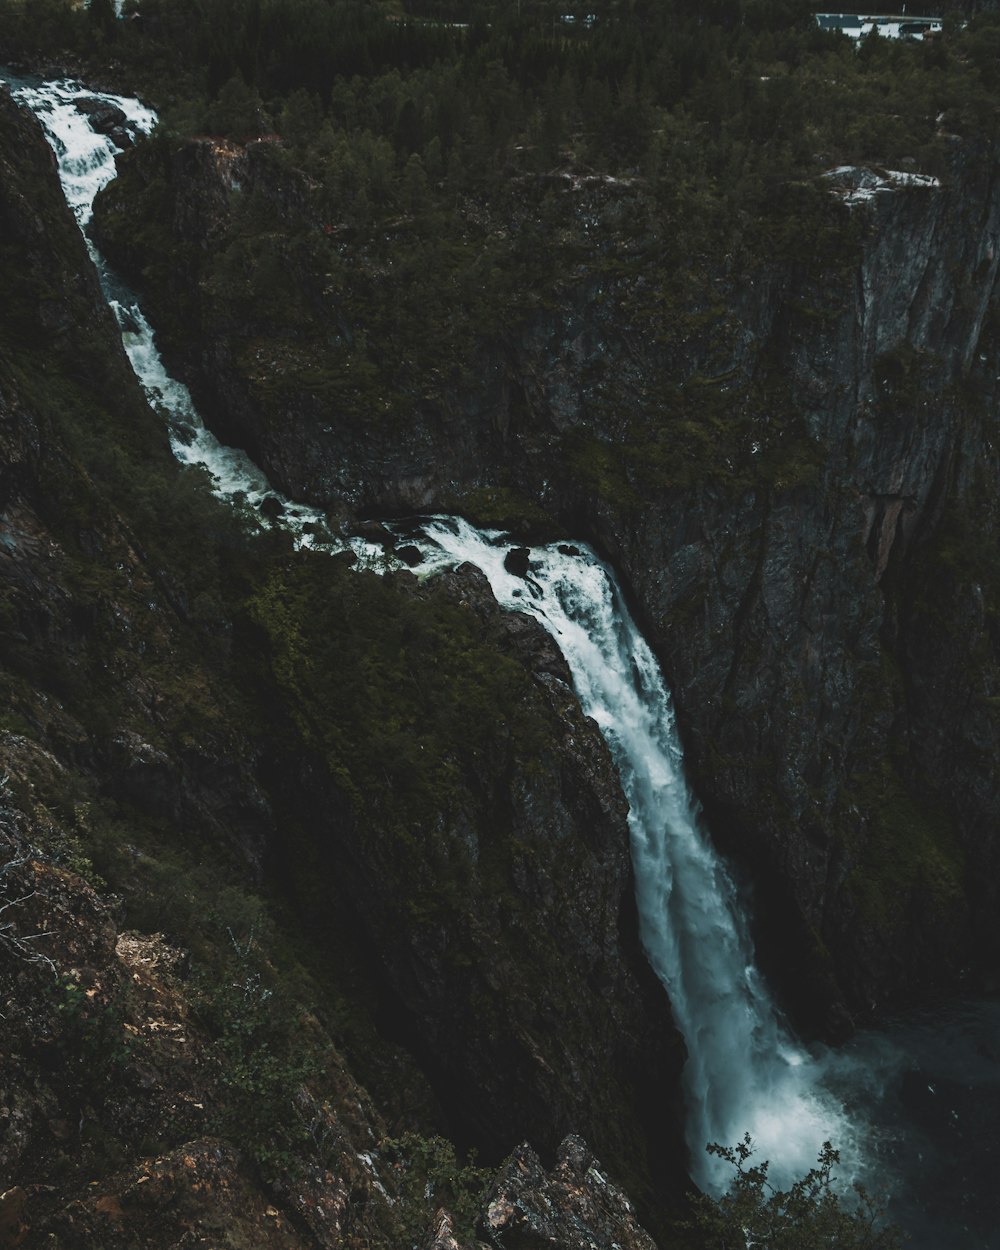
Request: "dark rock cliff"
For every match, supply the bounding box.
[609,153,1000,1030]
[0,86,680,1245]
[244,553,687,1217]
[93,127,1000,1033]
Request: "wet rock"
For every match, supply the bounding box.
[503,547,531,577]
[481,1136,657,1250]
[351,518,393,544]
[75,97,130,145]
[396,543,423,567]
[259,494,285,519]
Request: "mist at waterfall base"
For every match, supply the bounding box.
[839,997,1000,1249]
[5,73,1000,1249]
[404,520,1000,1249]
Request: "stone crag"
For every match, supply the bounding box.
[609,152,1000,1030]
[249,555,687,1218]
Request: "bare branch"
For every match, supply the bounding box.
[0,854,58,991]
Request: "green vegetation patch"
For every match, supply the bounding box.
[245,552,547,809]
[242,550,552,908]
[843,763,965,928]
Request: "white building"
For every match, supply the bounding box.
[815,12,944,40]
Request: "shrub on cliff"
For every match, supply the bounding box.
[689,1136,901,1250]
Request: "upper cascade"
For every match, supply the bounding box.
[8,77,155,225]
[5,77,332,542]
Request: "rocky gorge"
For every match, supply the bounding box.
[91,108,1000,1037]
[3,1,1000,1245]
[0,80,682,1247]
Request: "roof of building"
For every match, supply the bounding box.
[815,12,942,27]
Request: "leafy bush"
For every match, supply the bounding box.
[688,1136,901,1250]
[52,973,135,1098]
[378,1132,491,1246]
[197,925,321,1178]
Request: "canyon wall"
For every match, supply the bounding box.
[93,127,1000,1032]
[0,85,679,1244]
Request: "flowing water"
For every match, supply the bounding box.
[403,518,864,1193]
[6,71,1000,1244]
[4,75,331,543]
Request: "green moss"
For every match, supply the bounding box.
[564,429,641,510]
[842,764,964,928]
[440,485,558,540]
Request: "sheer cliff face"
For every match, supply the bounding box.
[612,156,1000,1029]
[93,130,1000,1031]
[0,87,681,1244]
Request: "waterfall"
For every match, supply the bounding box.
[6,73,865,1196]
[399,517,862,1191]
[4,78,156,230]
[5,76,331,543]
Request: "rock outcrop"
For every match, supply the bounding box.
[480,1135,658,1250]
[607,148,1000,1029]
[250,557,687,1219]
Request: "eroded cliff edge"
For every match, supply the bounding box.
[0,85,680,1246]
[93,123,1000,1032]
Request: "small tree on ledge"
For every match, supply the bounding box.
[688,1135,903,1250]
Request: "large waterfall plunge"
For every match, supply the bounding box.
[8,74,865,1196]
[405,518,862,1191]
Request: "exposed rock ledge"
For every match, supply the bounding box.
[478,1135,658,1250]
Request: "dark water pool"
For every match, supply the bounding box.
[840,997,1000,1248]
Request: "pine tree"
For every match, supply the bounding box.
[88,0,116,37]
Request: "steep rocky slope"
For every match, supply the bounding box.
[0,775,662,1250]
[0,85,679,1245]
[613,152,1000,1030]
[93,122,1000,1033]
